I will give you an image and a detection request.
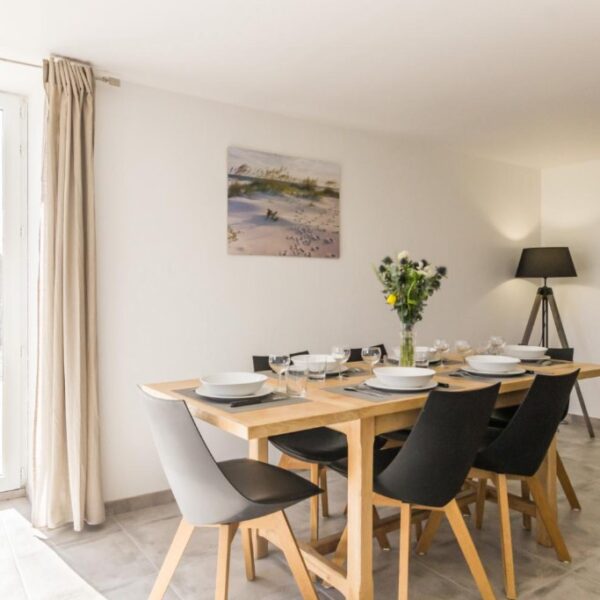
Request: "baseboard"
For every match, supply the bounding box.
[0,488,26,501]
[104,488,175,516]
[568,413,600,429]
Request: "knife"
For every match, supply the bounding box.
[229,394,289,408]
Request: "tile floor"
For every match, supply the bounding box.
[2,421,600,599]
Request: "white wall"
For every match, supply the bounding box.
[94,81,541,501]
[542,160,600,418]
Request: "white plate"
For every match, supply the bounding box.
[195,383,274,402]
[364,378,438,393]
[519,355,550,363]
[462,367,527,377]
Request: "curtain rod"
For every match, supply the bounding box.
[0,56,121,87]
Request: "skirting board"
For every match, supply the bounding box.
[104,488,175,516]
[0,488,26,501]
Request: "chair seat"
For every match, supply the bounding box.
[480,426,504,449]
[488,407,516,428]
[219,458,322,505]
[329,447,401,478]
[269,427,348,463]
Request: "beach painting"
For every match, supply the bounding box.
[227,147,340,258]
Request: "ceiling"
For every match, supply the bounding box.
[3,0,600,168]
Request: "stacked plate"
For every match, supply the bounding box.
[365,367,437,393]
[464,355,525,377]
[196,372,273,402]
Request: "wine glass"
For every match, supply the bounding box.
[269,354,290,393]
[433,339,450,366]
[455,339,472,363]
[488,336,505,356]
[331,345,351,379]
[361,346,381,375]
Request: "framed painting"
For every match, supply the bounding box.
[227,147,340,258]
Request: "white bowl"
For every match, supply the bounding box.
[292,354,338,373]
[503,345,548,360]
[373,366,436,388]
[199,372,267,397]
[466,355,521,373]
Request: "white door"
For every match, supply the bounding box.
[0,92,27,492]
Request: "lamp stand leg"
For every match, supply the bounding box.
[548,295,595,439]
[521,293,543,345]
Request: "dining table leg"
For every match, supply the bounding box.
[249,437,269,558]
[346,417,375,600]
[535,435,558,548]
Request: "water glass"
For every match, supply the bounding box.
[331,345,351,379]
[286,365,308,397]
[488,336,505,355]
[269,354,290,392]
[361,346,381,375]
[414,348,430,368]
[433,339,450,365]
[306,357,328,381]
[455,339,472,363]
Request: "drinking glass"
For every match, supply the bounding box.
[455,339,472,363]
[414,348,430,368]
[269,354,290,393]
[331,345,351,379]
[307,357,328,381]
[488,336,505,355]
[361,346,381,375]
[433,339,450,366]
[287,365,308,397]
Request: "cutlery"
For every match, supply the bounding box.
[343,385,387,398]
[229,394,288,408]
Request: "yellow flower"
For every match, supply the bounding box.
[386,294,397,305]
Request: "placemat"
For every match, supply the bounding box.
[175,387,309,412]
[326,384,438,403]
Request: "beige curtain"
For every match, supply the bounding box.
[31,57,105,531]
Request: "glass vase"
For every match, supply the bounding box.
[400,324,415,367]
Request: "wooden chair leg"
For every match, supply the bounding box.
[414,519,423,542]
[494,475,517,600]
[557,452,581,511]
[241,528,255,581]
[521,481,532,531]
[271,511,319,600]
[528,476,571,563]
[415,511,443,555]
[445,500,495,600]
[475,478,487,529]
[149,518,195,600]
[319,466,330,518]
[216,523,239,600]
[373,507,391,550]
[332,525,349,566]
[309,463,320,542]
[399,503,412,600]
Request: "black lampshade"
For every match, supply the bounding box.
[515,247,577,279]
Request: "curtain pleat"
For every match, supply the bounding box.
[31,57,104,531]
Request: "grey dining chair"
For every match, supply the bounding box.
[140,388,322,600]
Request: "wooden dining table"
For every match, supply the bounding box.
[142,358,600,600]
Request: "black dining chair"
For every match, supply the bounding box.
[348,343,387,363]
[488,348,580,512]
[331,384,501,600]
[253,351,347,542]
[420,371,578,600]
[140,389,322,600]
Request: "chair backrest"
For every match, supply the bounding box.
[140,389,250,525]
[349,344,387,363]
[476,371,579,477]
[252,350,309,373]
[375,384,500,507]
[547,347,574,362]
